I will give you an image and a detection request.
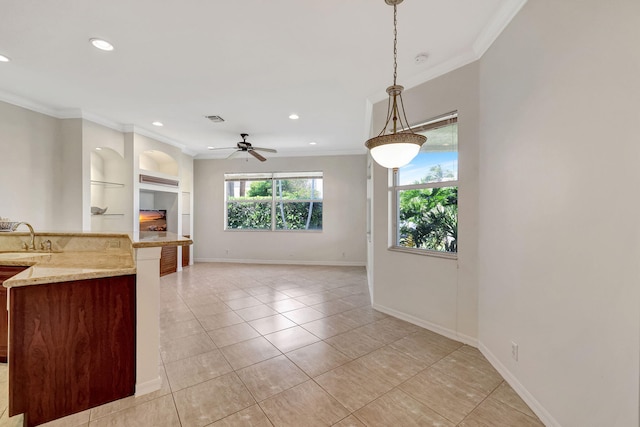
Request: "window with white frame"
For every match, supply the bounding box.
[392,112,458,254]
[225,172,323,231]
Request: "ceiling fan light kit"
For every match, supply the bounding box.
[365,0,426,169]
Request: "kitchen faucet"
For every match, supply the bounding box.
[11,222,36,250]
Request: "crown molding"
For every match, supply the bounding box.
[367,0,528,105]
[124,125,197,156]
[473,0,528,57]
[0,89,61,118]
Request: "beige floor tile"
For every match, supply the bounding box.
[254,291,291,303]
[268,298,307,313]
[315,360,395,412]
[173,373,256,427]
[188,302,233,318]
[160,318,205,342]
[338,307,385,327]
[220,337,282,370]
[0,411,24,427]
[198,311,245,331]
[264,326,320,353]
[259,380,349,427]
[399,367,487,424]
[235,304,279,321]
[310,299,357,315]
[164,349,233,391]
[325,330,385,359]
[332,414,366,427]
[249,314,297,335]
[210,404,273,427]
[338,294,371,308]
[215,289,251,301]
[160,332,216,363]
[353,389,454,427]
[301,315,357,339]
[181,293,224,308]
[354,346,429,386]
[40,409,90,426]
[160,306,196,326]
[282,307,326,324]
[490,381,539,419]
[90,395,180,427]
[208,323,261,347]
[225,296,263,310]
[389,330,461,365]
[459,397,544,427]
[237,355,310,401]
[431,350,503,395]
[285,341,352,377]
[353,319,415,344]
[281,287,317,298]
[295,293,333,306]
[244,286,275,296]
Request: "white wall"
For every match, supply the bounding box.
[0,101,64,230]
[193,155,367,265]
[370,62,480,344]
[477,1,640,426]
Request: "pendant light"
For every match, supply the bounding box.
[365,0,426,169]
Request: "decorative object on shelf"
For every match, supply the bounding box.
[0,218,19,232]
[91,206,108,215]
[365,0,426,169]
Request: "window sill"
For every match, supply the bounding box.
[388,246,458,260]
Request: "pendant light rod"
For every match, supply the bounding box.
[365,0,426,169]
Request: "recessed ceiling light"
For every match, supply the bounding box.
[207,146,215,150]
[152,121,164,127]
[95,147,103,151]
[309,141,317,145]
[415,52,429,64]
[289,114,299,120]
[0,54,10,63]
[90,38,114,51]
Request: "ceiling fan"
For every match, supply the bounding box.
[210,133,277,162]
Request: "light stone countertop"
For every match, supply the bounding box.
[0,231,192,288]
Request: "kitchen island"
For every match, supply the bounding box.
[0,231,192,427]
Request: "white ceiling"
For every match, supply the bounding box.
[0,0,525,159]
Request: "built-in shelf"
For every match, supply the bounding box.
[91,180,125,188]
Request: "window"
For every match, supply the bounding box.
[225,172,323,231]
[392,112,458,254]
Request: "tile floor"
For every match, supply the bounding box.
[1,263,544,426]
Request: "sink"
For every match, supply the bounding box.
[0,252,51,260]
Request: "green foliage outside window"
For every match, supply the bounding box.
[398,185,457,252]
[226,173,322,231]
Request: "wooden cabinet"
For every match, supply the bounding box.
[9,275,136,426]
[182,235,190,267]
[160,245,177,276]
[0,266,27,362]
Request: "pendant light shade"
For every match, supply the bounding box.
[365,0,426,169]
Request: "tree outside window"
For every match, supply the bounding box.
[393,113,458,254]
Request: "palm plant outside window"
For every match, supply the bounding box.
[393,112,458,254]
[225,172,323,231]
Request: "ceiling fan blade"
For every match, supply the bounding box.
[249,150,267,162]
[251,146,277,153]
[227,150,242,159]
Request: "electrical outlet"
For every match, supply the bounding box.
[511,341,519,361]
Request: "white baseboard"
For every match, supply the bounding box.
[479,343,560,427]
[194,258,366,267]
[372,302,478,347]
[135,376,162,396]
